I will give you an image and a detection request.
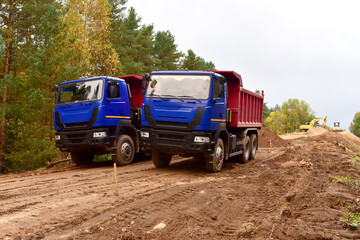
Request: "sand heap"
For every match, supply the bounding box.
[258,126,288,148]
[307,127,329,137]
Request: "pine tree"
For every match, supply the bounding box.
[181,49,215,70]
[153,30,183,70]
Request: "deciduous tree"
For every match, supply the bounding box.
[350,112,360,137]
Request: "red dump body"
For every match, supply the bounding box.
[212,71,264,129]
[118,75,143,109]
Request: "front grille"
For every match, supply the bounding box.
[66,133,87,144]
[156,121,188,127]
[158,133,185,140]
[64,122,88,127]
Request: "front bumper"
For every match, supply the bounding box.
[55,128,110,151]
[140,128,213,154]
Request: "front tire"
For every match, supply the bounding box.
[206,138,224,172]
[71,151,94,165]
[112,135,135,165]
[152,149,172,168]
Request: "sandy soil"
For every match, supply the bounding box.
[1,129,360,239]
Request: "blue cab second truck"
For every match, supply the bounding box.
[140,70,264,172]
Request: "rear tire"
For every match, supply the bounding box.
[71,151,94,165]
[249,134,257,160]
[237,135,250,163]
[112,135,135,165]
[152,149,172,168]
[206,138,224,172]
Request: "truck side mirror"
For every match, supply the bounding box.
[141,74,149,95]
[52,85,59,92]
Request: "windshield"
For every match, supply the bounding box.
[145,74,211,100]
[57,79,104,104]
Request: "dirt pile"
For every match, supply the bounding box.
[2,127,360,239]
[258,126,288,148]
[307,126,330,137]
[340,132,360,151]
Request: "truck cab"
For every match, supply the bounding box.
[53,75,143,165]
[140,70,263,172]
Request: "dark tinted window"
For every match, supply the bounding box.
[213,77,224,99]
[108,84,120,98]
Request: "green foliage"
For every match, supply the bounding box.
[153,30,183,70]
[350,112,360,137]
[264,98,314,134]
[181,49,216,70]
[340,204,360,228]
[0,1,217,173]
[330,176,360,189]
[349,156,360,169]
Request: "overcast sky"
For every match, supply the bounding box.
[129,0,359,130]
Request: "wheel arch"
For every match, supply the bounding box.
[246,128,259,150]
[116,120,139,153]
[214,123,229,160]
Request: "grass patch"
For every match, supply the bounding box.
[93,154,112,162]
[349,157,360,168]
[330,176,360,189]
[347,144,360,154]
[341,204,360,228]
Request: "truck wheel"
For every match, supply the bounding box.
[249,134,257,160]
[238,135,250,163]
[206,138,224,172]
[152,149,172,168]
[112,135,135,165]
[71,151,94,165]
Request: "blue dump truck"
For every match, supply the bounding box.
[140,70,264,172]
[52,75,144,165]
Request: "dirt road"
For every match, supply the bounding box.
[1,128,360,239]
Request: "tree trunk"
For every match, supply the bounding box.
[0,0,14,173]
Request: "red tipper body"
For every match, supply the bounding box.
[212,71,264,129]
[118,75,144,109]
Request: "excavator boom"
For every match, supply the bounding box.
[300,116,327,132]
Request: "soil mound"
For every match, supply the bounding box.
[337,131,360,151]
[258,126,288,148]
[307,127,329,137]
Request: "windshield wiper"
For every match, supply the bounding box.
[149,93,167,101]
[161,94,184,102]
[178,95,201,103]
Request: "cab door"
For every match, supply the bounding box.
[210,76,227,129]
[105,80,127,124]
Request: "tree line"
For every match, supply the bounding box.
[263,97,360,139]
[0,0,215,173]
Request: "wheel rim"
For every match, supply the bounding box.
[120,142,132,161]
[215,146,224,169]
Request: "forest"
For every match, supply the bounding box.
[0,0,215,173]
[1,0,359,173]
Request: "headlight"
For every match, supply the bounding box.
[141,131,149,138]
[93,132,107,138]
[55,135,61,140]
[194,136,210,143]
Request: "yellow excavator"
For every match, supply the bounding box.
[300,116,327,132]
[333,122,342,132]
